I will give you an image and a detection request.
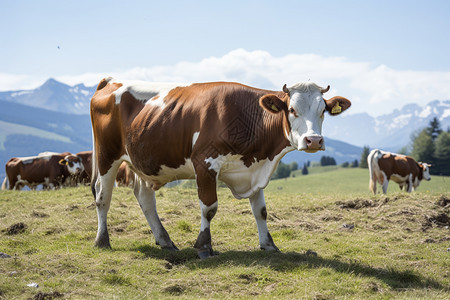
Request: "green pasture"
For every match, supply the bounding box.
[0,166,449,299]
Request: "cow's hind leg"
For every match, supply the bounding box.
[249,189,279,251]
[133,178,178,250]
[381,174,389,194]
[193,163,218,259]
[194,200,218,258]
[94,162,121,248]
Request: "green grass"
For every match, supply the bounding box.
[0,167,449,299]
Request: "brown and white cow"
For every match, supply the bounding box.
[74,150,93,185]
[90,77,351,258]
[115,162,135,187]
[2,152,83,190]
[368,149,431,194]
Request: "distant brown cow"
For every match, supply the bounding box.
[368,149,431,194]
[115,162,135,187]
[2,152,83,190]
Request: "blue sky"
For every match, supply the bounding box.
[1,0,450,116]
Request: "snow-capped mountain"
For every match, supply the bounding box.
[323,100,450,151]
[0,78,96,115]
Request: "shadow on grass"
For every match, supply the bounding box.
[132,245,445,291]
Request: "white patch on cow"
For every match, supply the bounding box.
[110,78,190,107]
[192,132,200,149]
[19,153,54,165]
[285,83,326,152]
[204,146,293,199]
[199,201,218,231]
[66,160,83,175]
[129,158,196,190]
[38,151,60,156]
[390,173,409,184]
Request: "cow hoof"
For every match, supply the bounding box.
[197,248,214,259]
[305,249,318,256]
[163,243,179,251]
[261,244,280,252]
[95,241,112,249]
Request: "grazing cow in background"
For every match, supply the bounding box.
[2,152,83,190]
[90,77,351,258]
[58,153,85,186]
[75,150,93,185]
[368,149,431,194]
[116,162,135,187]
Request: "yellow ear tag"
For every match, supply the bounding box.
[271,104,279,112]
[331,102,342,114]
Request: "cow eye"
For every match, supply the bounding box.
[289,107,295,114]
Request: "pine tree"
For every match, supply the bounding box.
[359,146,370,168]
[426,117,442,141]
[289,161,299,171]
[411,129,435,164]
[301,163,309,175]
[272,162,291,179]
[434,131,450,175]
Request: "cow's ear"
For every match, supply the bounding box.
[58,159,67,166]
[324,96,351,116]
[259,94,287,114]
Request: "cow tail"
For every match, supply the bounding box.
[1,176,8,190]
[367,149,377,194]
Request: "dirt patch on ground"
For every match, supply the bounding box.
[336,198,378,209]
[164,284,185,295]
[427,213,450,227]
[422,213,450,230]
[5,222,27,235]
[33,291,63,299]
[436,196,450,207]
[321,215,343,222]
[66,205,79,211]
[31,211,49,218]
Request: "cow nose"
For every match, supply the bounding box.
[305,136,323,150]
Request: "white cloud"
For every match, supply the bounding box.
[2,49,450,117]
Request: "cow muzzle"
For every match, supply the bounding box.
[303,136,324,153]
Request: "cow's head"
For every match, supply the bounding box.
[420,162,432,181]
[59,155,84,175]
[260,83,351,152]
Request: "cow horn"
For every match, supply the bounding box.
[282,84,290,95]
[321,85,330,94]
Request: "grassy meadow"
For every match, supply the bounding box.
[0,166,449,299]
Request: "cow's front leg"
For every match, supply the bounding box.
[133,178,177,250]
[249,189,279,251]
[193,164,218,259]
[406,174,413,193]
